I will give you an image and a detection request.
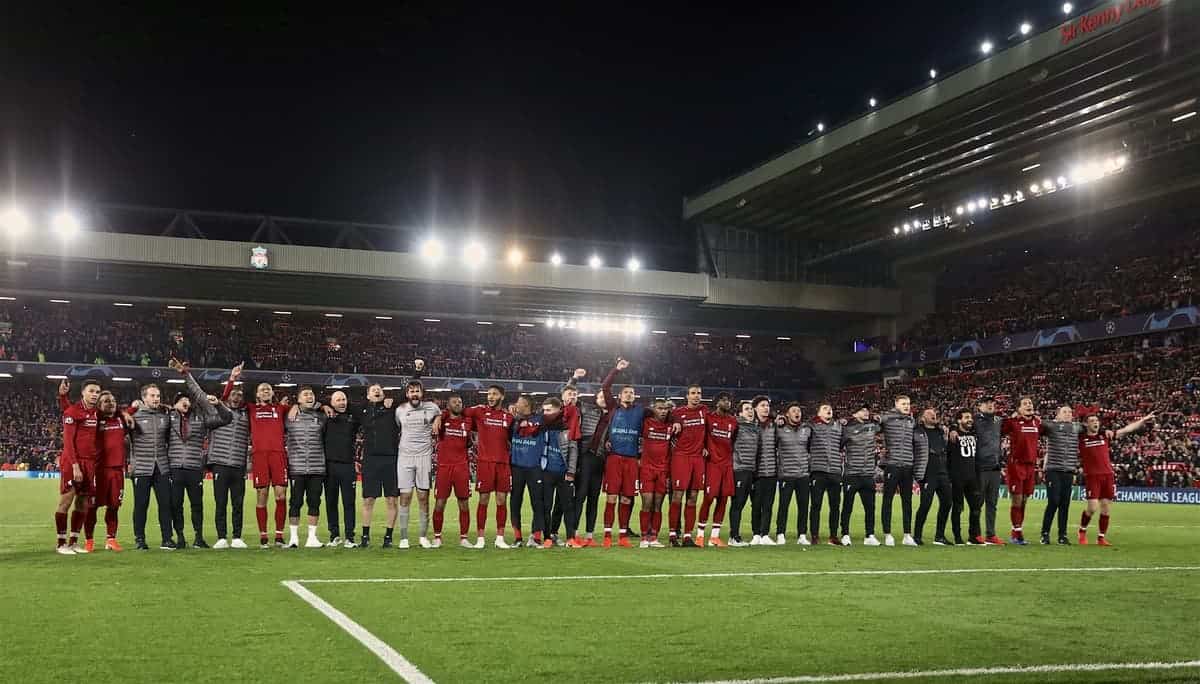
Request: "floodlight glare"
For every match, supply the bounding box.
[52,210,81,238]
[626,257,641,272]
[420,237,445,263]
[506,247,524,266]
[1063,3,1074,15]
[980,40,994,55]
[588,254,603,269]
[549,252,564,266]
[462,240,486,267]
[1019,22,1032,36]
[0,206,30,236]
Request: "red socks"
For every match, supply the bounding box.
[495,504,507,533]
[1010,504,1025,538]
[274,499,286,533]
[697,497,712,527]
[1079,511,1092,530]
[669,501,682,535]
[1099,514,1110,536]
[714,496,728,526]
[640,511,651,537]
[84,506,97,541]
[651,511,662,539]
[684,502,697,536]
[603,501,616,530]
[458,509,470,538]
[104,507,119,538]
[256,506,268,536]
[476,503,488,536]
[55,511,68,546]
[433,510,444,536]
[618,502,632,533]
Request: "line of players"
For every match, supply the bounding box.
[50,356,1154,553]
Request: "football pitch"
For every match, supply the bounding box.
[1,480,1197,684]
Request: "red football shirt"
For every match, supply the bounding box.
[705,412,738,466]
[1079,432,1113,476]
[438,412,472,466]
[563,403,582,442]
[464,405,513,463]
[641,418,672,470]
[1002,416,1042,464]
[672,404,708,459]
[99,415,128,468]
[61,402,101,465]
[248,402,287,453]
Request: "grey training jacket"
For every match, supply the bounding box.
[841,418,880,477]
[880,410,917,468]
[167,374,233,471]
[130,405,171,477]
[775,422,812,479]
[286,406,328,476]
[206,404,250,469]
[731,418,761,473]
[807,420,843,476]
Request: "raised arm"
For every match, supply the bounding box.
[600,359,627,409]
[561,368,587,393]
[1114,412,1156,439]
[57,379,71,413]
[205,399,234,429]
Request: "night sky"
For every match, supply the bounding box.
[3,1,1064,257]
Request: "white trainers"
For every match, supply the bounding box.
[286,538,299,549]
[55,545,76,555]
[305,536,323,549]
[648,539,665,548]
[760,535,776,546]
[212,538,230,550]
[230,538,248,549]
[327,536,343,548]
[460,538,474,549]
[639,540,650,549]
[840,534,852,546]
[494,536,511,549]
[398,538,410,550]
[728,538,747,547]
[902,534,918,547]
[864,535,881,547]
[750,535,762,546]
[884,534,896,547]
[431,538,443,549]
[418,537,432,549]
[775,533,786,545]
[797,534,811,546]
[68,543,88,554]
[525,537,540,548]
[475,536,486,549]
[343,539,358,549]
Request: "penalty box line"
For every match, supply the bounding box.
[291,565,1200,584]
[661,660,1200,683]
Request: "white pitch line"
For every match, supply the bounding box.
[281,580,434,683]
[660,659,1200,683]
[292,565,1200,584]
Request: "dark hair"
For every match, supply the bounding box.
[714,391,732,404]
[857,403,871,413]
[488,384,506,396]
[172,392,189,406]
[751,395,770,409]
[82,379,101,391]
[959,409,973,421]
[447,392,462,402]
[99,390,115,399]
[621,384,636,393]
[407,380,423,390]
[140,383,160,398]
[543,396,563,409]
[687,384,702,392]
[977,396,995,405]
[785,401,803,413]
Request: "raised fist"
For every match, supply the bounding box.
[230,363,244,381]
[58,379,69,396]
[573,368,587,380]
[615,358,629,371]
[383,397,394,410]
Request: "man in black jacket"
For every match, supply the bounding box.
[355,383,398,548]
[323,390,360,548]
[948,410,985,545]
[913,407,952,546]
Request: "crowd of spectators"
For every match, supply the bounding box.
[827,330,1200,489]
[859,213,1200,352]
[0,302,815,388]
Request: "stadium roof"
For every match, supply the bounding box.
[684,0,1200,262]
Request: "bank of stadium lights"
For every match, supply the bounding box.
[1173,111,1197,123]
[0,206,30,236]
[461,240,486,268]
[506,247,524,266]
[545,316,647,335]
[51,210,81,238]
[549,252,564,267]
[419,237,445,264]
[588,254,603,269]
[891,155,1128,238]
[980,40,994,55]
[1063,3,1074,15]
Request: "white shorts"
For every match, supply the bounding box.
[397,459,431,492]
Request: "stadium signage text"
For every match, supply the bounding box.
[1060,0,1161,45]
[1114,487,1200,505]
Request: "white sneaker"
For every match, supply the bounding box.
[760,535,776,546]
[728,538,747,547]
[68,543,88,554]
[305,536,323,549]
[775,533,786,545]
[431,538,443,549]
[864,535,881,547]
[212,538,230,550]
[418,537,432,549]
[750,535,762,546]
[398,538,410,549]
[56,545,76,555]
[639,540,650,549]
[841,534,852,546]
[231,538,248,549]
[525,537,539,548]
[494,536,511,549]
[884,534,896,547]
[460,538,474,549]
[902,534,918,547]
[797,534,811,546]
[286,539,299,549]
[648,539,665,548]
[327,536,342,548]
[475,536,486,549]
[343,539,358,549]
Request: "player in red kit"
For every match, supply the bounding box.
[1078,411,1154,546]
[54,379,103,554]
[434,393,475,548]
[226,364,291,548]
[90,391,131,551]
[696,392,737,548]
[669,384,708,547]
[464,384,515,549]
[1001,396,1041,545]
[638,399,673,548]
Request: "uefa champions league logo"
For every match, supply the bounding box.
[1105,321,1116,335]
[1002,337,1012,350]
[251,246,269,270]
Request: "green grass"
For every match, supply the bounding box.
[1,479,1198,683]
